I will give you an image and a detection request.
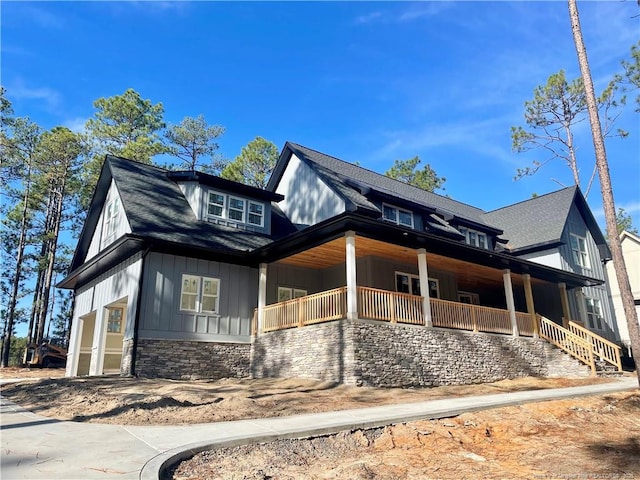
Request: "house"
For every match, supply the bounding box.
[606,230,640,357]
[59,142,622,385]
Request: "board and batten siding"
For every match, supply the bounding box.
[86,179,132,260]
[65,253,143,376]
[275,153,346,227]
[138,252,257,342]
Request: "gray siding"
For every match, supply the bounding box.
[139,252,257,342]
[559,204,617,338]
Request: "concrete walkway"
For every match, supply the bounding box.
[1,377,636,480]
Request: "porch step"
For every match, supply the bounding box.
[543,343,592,378]
[595,359,624,377]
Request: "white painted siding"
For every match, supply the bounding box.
[86,180,132,260]
[521,249,562,269]
[275,153,345,227]
[65,253,143,376]
[177,181,202,218]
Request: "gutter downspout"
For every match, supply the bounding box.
[130,246,151,376]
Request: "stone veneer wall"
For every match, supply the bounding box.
[251,320,590,387]
[135,339,251,380]
[120,338,134,376]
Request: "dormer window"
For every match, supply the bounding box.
[383,204,413,228]
[459,227,488,249]
[207,192,225,218]
[228,197,245,222]
[206,189,265,228]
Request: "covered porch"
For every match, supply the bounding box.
[254,231,581,339]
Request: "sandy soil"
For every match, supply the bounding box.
[0,368,614,426]
[1,368,637,479]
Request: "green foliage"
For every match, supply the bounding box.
[384,156,446,193]
[221,136,279,188]
[85,88,167,161]
[620,41,640,112]
[165,115,226,171]
[82,89,167,210]
[615,208,638,235]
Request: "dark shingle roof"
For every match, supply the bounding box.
[484,186,579,251]
[280,142,497,229]
[107,156,289,253]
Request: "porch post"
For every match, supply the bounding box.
[89,307,107,376]
[417,248,433,328]
[502,269,519,337]
[522,274,538,338]
[345,231,358,320]
[257,263,267,334]
[558,282,571,327]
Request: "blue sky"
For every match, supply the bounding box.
[2,1,639,224]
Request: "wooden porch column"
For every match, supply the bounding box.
[345,231,358,320]
[417,248,433,328]
[257,263,267,334]
[558,282,571,328]
[522,274,539,338]
[502,269,519,337]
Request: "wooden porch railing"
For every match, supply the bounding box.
[430,298,534,336]
[539,316,596,375]
[568,321,622,372]
[357,287,424,325]
[260,286,535,336]
[262,287,348,332]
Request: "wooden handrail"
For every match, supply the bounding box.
[539,316,596,375]
[357,286,423,325]
[568,321,622,372]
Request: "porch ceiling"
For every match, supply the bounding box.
[276,236,542,288]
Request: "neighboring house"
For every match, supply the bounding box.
[59,143,619,385]
[606,231,640,356]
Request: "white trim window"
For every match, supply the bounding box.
[585,297,603,330]
[382,204,414,228]
[458,291,480,305]
[459,227,488,249]
[277,287,307,302]
[395,272,439,298]
[228,196,245,222]
[570,233,590,269]
[207,191,225,218]
[107,307,123,333]
[248,201,264,227]
[180,274,220,314]
[206,190,265,228]
[103,197,120,240]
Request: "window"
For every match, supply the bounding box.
[107,307,123,333]
[395,272,439,298]
[277,287,307,302]
[248,201,264,226]
[585,297,603,330]
[207,192,225,218]
[382,204,413,228]
[570,234,590,269]
[103,198,120,239]
[206,190,264,228]
[180,274,220,314]
[458,227,488,249]
[228,197,245,222]
[458,292,480,305]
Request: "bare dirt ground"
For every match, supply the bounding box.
[1,368,638,479]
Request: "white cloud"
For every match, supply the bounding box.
[354,11,383,25]
[63,117,87,133]
[7,80,61,110]
[354,3,453,26]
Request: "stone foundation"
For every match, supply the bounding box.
[135,338,251,380]
[120,338,134,376]
[251,320,590,387]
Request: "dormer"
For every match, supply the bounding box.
[168,171,284,235]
